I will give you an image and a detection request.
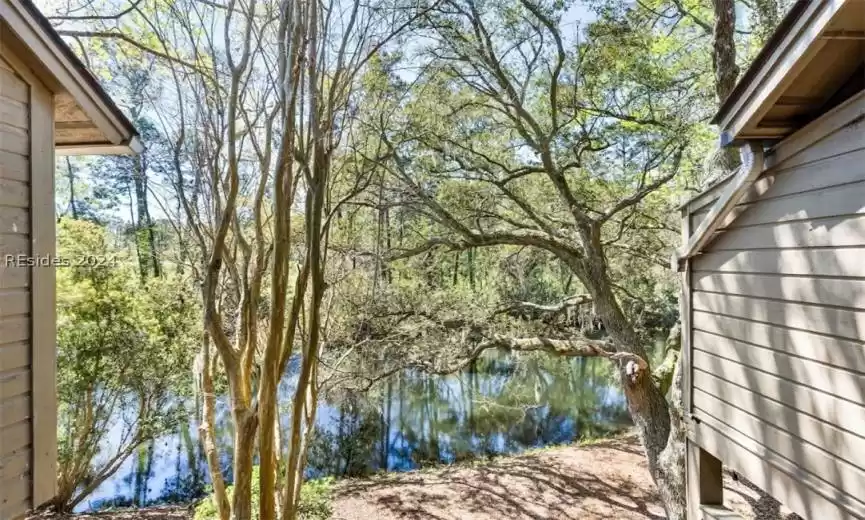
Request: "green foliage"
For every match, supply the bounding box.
[41,0,798,514]
[299,477,337,520]
[193,467,334,520]
[54,218,198,510]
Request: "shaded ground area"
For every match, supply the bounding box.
[30,506,192,520]
[724,470,804,520]
[30,435,805,520]
[333,435,803,520]
[333,436,664,520]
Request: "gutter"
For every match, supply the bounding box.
[672,142,765,270]
[126,135,144,155]
[56,135,144,156]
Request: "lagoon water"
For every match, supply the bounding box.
[79,352,629,512]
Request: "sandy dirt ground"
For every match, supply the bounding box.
[29,435,804,520]
[331,435,802,520]
[333,436,665,520]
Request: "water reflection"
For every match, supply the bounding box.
[78,352,629,511]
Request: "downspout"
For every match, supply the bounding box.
[673,141,765,270]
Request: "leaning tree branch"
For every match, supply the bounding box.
[493,294,592,318]
[385,227,581,266]
[385,237,462,261]
[483,334,612,357]
[416,333,650,384]
[329,317,652,391]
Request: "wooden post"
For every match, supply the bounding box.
[687,438,724,520]
[30,71,57,507]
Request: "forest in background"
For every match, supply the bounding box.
[42,0,795,519]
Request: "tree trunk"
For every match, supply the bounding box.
[605,333,684,518]
[575,245,685,519]
[258,375,280,519]
[231,411,259,520]
[200,342,229,520]
[49,485,76,513]
[132,155,160,280]
[65,158,78,219]
[712,0,741,173]
[596,307,683,518]
[657,351,687,520]
[289,382,320,515]
[712,0,738,104]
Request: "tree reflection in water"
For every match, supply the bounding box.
[79,352,629,512]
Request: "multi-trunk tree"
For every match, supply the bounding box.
[43,0,791,517]
[115,0,431,518]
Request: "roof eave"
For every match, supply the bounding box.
[56,135,144,156]
[678,88,865,265]
[712,0,848,144]
[1,0,140,155]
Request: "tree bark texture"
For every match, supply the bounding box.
[712,0,742,173]
[576,249,683,519]
[712,0,739,105]
[200,340,230,520]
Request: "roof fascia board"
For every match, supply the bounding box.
[56,135,144,156]
[716,0,844,142]
[0,0,127,144]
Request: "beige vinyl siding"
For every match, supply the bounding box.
[0,53,32,519]
[689,207,711,233]
[686,175,734,234]
[689,113,865,519]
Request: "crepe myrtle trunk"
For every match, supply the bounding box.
[230,410,259,520]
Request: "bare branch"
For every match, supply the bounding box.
[494,294,592,318]
[48,0,143,20]
[600,147,683,223]
[670,0,712,34]
[56,29,205,74]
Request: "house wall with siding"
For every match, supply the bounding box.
[685,108,865,519]
[0,45,56,519]
[0,51,34,520]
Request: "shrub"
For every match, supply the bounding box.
[53,219,197,511]
[194,468,333,520]
[298,477,335,520]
